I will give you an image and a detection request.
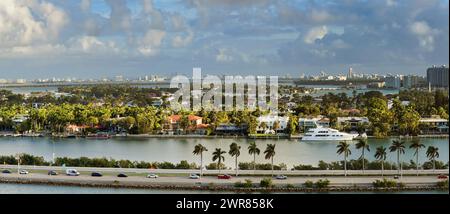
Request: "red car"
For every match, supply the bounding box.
[218,174,232,179]
[437,174,448,179]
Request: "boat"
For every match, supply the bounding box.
[301,127,358,141]
[86,132,110,139]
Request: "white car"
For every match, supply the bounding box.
[189,174,200,179]
[66,169,80,176]
[147,173,158,178]
[19,170,29,175]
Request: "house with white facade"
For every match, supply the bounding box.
[256,115,289,134]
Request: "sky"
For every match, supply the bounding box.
[0,0,448,79]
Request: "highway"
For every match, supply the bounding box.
[1,165,447,189]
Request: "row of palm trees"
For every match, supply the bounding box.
[337,139,440,176]
[193,139,440,177]
[193,142,276,177]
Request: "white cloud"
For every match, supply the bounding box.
[216,48,233,62]
[386,0,397,7]
[138,29,166,56]
[304,26,328,44]
[409,21,439,51]
[172,30,194,47]
[81,0,91,12]
[0,0,68,48]
[310,10,332,23]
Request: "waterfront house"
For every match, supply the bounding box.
[256,115,289,134]
[164,115,204,134]
[298,116,330,132]
[214,123,246,136]
[337,117,369,131]
[418,116,449,134]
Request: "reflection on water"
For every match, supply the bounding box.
[0,137,447,168]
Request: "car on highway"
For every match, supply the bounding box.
[66,169,80,176]
[275,175,288,180]
[393,175,399,179]
[189,174,200,179]
[48,170,58,176]
[19,170,29,175]
[218,174,232,179]
[147,173,158,178]
[117,173,128,178]
[437,174,449,179]
[91,172,103,177]
[2,169,11,174]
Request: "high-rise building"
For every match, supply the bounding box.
[385,75,402,89]
[427,65,449,88]
[403,75,420,89]
[347,67,353,79]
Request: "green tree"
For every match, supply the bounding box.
[272,121,280,134]
[389,140,405,176]
[426,146,439,172]
[193,144,208,177]
[264,144,276,176]
[355,139,370,173]
[228,142,241,176]
[409,139,425,176]
[248,142,260,174]
[337,141,351,176]
[212,148,226,174]
[367,97,392,138]
[374,146,387,177]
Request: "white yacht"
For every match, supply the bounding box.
[301,127,358,141]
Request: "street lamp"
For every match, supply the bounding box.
[15,153,22,175]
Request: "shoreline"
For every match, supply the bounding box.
[0,133,448,139]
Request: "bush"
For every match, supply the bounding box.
[436,180,449,189]
[234,179,253,188]
[293,164,317,170]
[206,163,226,170]
[260,178,273,188]
[373,178,398,188]
[176,160,191,169]
[422,161,448,170]
[286,184,295,188]
[315,179,330,188]
[304,180,314,188]
[238,162,281,170]
[243,179,253,188]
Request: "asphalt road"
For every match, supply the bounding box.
[1,165,447,188]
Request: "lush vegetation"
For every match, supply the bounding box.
[372,178,398,188]
[1,85,448,137]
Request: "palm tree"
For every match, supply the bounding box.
[228,142,241,176]
[355,139,370,174]
[389,140,405,177]
[248,142,260,174]
[337,141,351,176]
[264,144,276,176]
[426,146,439,172]
[374,146,387,177]
[212,148,226,174]
[409,139,425,176]
[193,144,208,177]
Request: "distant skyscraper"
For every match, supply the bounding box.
[427,65,449,88]
[385,75,402,89]
[403,75,420,89]
[347,67,353,79]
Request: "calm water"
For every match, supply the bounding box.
[0,137,447,168]
[0,183,447,194]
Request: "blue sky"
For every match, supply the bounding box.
[0,0,448,79]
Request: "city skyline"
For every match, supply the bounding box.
[0,0,449,79]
